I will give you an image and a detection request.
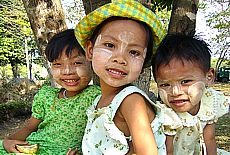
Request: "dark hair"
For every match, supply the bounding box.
[45,29,84,62]
[151,34,211,79]
[90,17,153,67]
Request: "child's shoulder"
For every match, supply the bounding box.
[121,85,146,96]
[83,85,101,94]
[85,84,101,90]
[39,85,60,92]
[205,87,228,106]
[35,85,60,97]
[199,87,229,122]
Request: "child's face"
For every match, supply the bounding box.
[155,58,214,115]
[51,47,92,94]
[86,19,148,87]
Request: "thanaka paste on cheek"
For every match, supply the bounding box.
[158,88,171,107]
[76,56,93,81]
[51,69,61,81]
[91,32,146,87]
[52,56,93,83]
[94,34,102,47]
[188,81,205,105]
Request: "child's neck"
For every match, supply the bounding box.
[98,81,125,108]
[188,102,201,116]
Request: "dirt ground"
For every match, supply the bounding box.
[0,115,30,140]
[0,90,229,151]
[0,111,229,152]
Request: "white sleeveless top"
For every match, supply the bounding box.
[82,86,167,155]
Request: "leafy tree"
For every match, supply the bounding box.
[198,1,229,71]
[0,0,35,78]
[205,1,229,70]
[22,0,68,87]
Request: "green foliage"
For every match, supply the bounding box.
[62,0,86,28]
[151,0,173,12]
[202,1,230,69]
[211,58,230,69]
[0,0,37,77]
[155,8,171,31]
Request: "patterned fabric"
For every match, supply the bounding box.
[82,85,168,155]
[0,85,101,155]
[75,0,166,67]
[172,88,229,155]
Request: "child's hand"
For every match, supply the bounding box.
[66,148,79,155]
[3,138,28,153]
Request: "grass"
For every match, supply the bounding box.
[212,82,230,151]
[216,112,230,151]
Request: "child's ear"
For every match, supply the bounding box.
[206,68,215,87]
[85,40,94,61]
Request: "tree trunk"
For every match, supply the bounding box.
[81,0,110,87]
[82,0,110,14]
[22,0,67,87]
[11,63,19,78]
[81,0,152,94]
[168,0,199,35]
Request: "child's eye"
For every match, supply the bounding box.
[52,63,61,66]
[104,43,114,48]
[181,80,192,84]
[129,50,140,56]
[159,83,170,87]
[74,61,83,65]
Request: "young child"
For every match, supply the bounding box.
[68,0,181,155]
[0,29,101,154]
[151,34,230,155]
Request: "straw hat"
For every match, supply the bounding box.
[75,0,166,67]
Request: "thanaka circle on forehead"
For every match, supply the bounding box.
[118,31,134,44]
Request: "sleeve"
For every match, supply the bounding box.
[31,86,49,120]
[215,91,229,121]
[158,102,183,135]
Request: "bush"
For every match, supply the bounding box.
[0,78,39,104]
[0,101,32,122]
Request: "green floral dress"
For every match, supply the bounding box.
[0,85,101,155]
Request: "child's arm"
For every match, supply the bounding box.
[3,116,41,153]
[165,135,174,155]
[66,148,80,155]
[119,93,158,155]
[203,123,217,155]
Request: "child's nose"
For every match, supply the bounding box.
[61,65,76,75]
[111,52,127,65]
[171,85,184,96]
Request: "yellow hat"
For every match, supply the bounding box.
[75,0,166,67]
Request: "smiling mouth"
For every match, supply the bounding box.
[170,100,187,106]
[107,69,126,75]
[63,79,78,83]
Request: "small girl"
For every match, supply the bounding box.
[152,34,229,155]
[1,29,101,154]
[70,1,181,155]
